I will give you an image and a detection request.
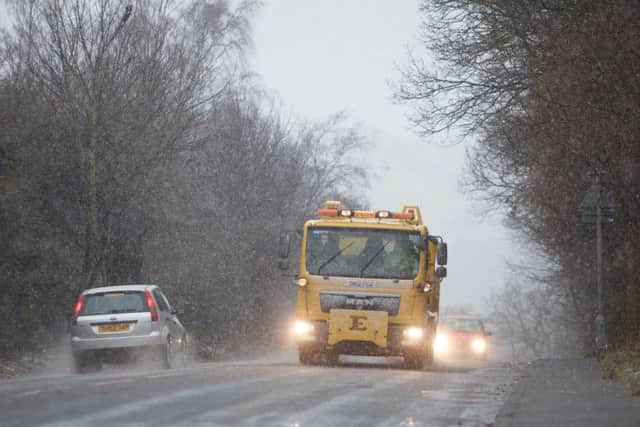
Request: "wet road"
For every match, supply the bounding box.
[0,356,514,427]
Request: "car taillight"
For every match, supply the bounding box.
[71,294,85,325]
[145,290,158,321]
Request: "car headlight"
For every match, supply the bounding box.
[403,326,424,340]
[471,337,487,353]
[293,320,314,336]
[434,333,448,354]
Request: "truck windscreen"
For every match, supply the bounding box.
[305,227,421,279]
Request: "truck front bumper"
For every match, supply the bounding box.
[293,319,428,356]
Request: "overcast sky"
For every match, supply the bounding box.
[250,0,513,311]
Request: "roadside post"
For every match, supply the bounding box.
[579,183,615,353]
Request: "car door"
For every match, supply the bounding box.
[156,289,185,339]
[152,288,172,338]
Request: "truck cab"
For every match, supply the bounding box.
[279,201,448,369]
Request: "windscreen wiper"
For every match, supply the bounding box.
[359,240,391,277]
[317,241,355,274]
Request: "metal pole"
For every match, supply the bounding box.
[595,197,606,351]
[596,202,603,316]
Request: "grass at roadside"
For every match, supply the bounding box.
[601,350,640,395]
[0,353,49,379]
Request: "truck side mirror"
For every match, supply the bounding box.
[436,266,447,278]
[278,232,291,259]
[418,237,429,251]
[437,242,448,266]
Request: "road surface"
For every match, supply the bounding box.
[0,355,514,427]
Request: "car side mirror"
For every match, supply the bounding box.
[437,242,448,266]
[278,232,291,259]
[436,266,447,278]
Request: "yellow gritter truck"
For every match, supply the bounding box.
[278,201,448,369]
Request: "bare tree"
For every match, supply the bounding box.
[397,0,640,351]
[0,0,372,364]
[2,0,252,288]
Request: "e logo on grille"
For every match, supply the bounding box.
[350,315,368,331]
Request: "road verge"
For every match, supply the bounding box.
[495,358,640,427]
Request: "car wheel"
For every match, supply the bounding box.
[160,340,171,369]
[72,351,86,374]
[179,335,189,367]
[163,336,187,369]
[175,336,187,368]
[94,356,103,372]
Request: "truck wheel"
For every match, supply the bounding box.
[298,348,314,365]
[325,350,339,366]
[404,351,425,370]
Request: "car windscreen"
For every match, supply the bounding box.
[305,227,421,279]
[442,318,482,332]
[80,291,149,315]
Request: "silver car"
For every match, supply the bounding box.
[69,284,187,373]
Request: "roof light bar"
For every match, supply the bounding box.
[317,208,339,217]
[353,210,376,218]
[317,202,418,221]
[391,211,415,220]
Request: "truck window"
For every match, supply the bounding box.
[305,227,420,279]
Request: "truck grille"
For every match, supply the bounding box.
[319,291,400,316]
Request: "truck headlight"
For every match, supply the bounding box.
[403,326,424,340]
[293,320,314,336]
[471,338,487,353]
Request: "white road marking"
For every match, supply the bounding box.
[16,389,41,397]
[146,372,180,379]
[40,373,291,427]
[92,378,135,387]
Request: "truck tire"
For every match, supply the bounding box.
[299,347,314,365]
[325,350,339,366]
[404,351,425,370]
